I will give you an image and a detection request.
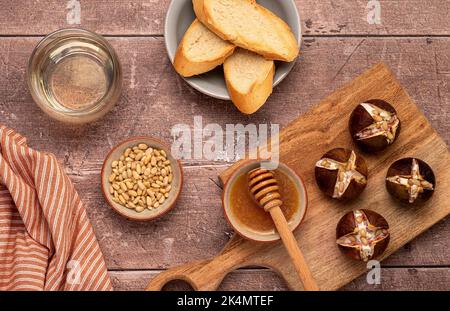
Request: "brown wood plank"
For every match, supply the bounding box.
[0,1,449,36]
[0,0,167,36]
[343,267,450,291]
[68,166,450,270]
[0,37,448,147]
[110,269,288,291]
[110,267,450,291]
[299,0,450,36]
[0,38,449,272]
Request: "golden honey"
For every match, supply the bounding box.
[229,170,299,233]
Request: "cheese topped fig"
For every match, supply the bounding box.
[336,209,390,262]
[349,99,401,153]
[386,158,435,205]
[315,148,368,200]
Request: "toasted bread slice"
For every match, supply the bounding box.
[224,48,275,114]
[173,19,236,77]
[193,0,299,62]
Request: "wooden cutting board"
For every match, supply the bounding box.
[146,63,450,291]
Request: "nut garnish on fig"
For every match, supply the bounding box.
[386,158,435,204]
[349,99,401,152]
[355,103,400,143]
[315,149,367,199]
[336,209,390,262]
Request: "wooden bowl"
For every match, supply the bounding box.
[222,161,308,242]
[101,137,183,221]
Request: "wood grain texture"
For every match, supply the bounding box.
[0,1,449,36]
[217,63,450,290]
[0,38,449,275]
[0,37,448,148]
[0,0,166,36]
[147,63,450,291]
[0,2,449,290]
[112,267,450,291]
[247,168,318,290]
[58,165,450,270]
[268,207,319,290]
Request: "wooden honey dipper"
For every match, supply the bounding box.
[248,168,319,291]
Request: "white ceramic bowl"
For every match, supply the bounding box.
[222,161,308,242]
[164,0,302,100]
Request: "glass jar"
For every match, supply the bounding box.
[27,28,122,124]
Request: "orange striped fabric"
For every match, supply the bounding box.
[0,126,112,290]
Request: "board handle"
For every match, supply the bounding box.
[146,235,273,291]
[146,234,318,291]
[146,258,235,291]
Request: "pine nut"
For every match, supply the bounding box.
[119,195,126,205]
[137,181,146,191]
[109,173,116,182]
[107,143,174,212]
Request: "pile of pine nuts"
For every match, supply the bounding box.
[108,143,173,212]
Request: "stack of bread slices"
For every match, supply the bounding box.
[174,0,300,114]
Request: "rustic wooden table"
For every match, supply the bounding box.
[0,0,449,291]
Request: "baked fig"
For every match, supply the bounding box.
[315,148,368,200]
[386,158,435,205]
[336,209,390,261]
[349,99,401,153]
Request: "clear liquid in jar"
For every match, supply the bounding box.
[49,54,108,110]
[36,36,115,113]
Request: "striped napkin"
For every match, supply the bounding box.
[0,126,112,290]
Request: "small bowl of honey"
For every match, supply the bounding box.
[222,161,308,242]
